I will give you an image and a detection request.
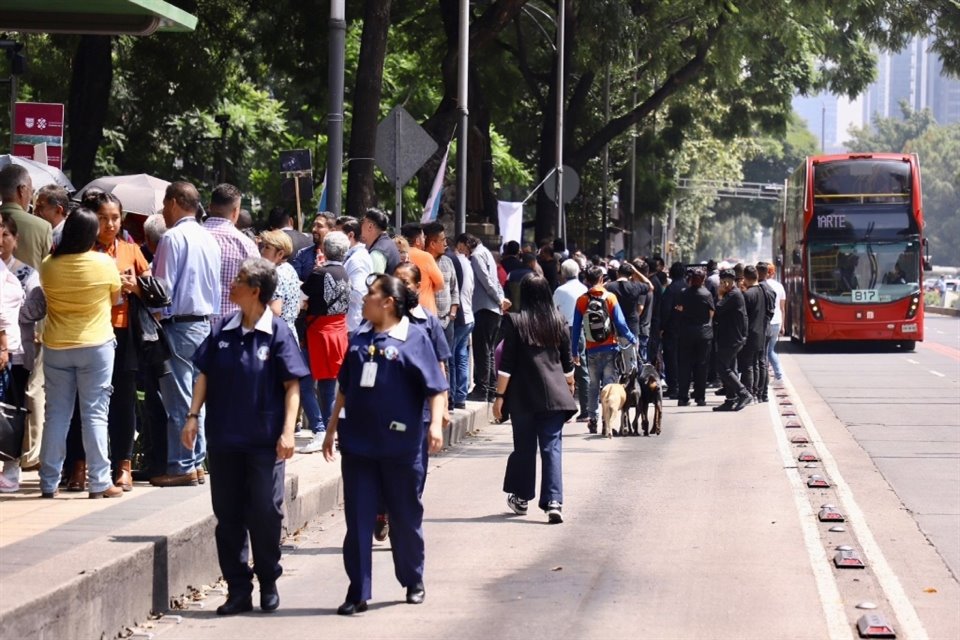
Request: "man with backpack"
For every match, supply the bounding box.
[572,266,637,434]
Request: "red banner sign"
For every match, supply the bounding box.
[12,102,65,169]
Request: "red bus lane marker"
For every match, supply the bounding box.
[918,340,960,362]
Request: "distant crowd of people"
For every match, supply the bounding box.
[0,160,788,616]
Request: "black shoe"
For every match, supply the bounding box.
[406,583,426,604]
[217,594,253,616]
[260,583,279,612]
[575,412,590,421]
[587,418,597,434]
[714,387,727,396]
[665,391,678,400]
[453,402,466,409]
[733,394,752,411]
[677,399,690,407]
[696,400,707,407]
[466,391,488,402]
[337,600,368,615]
[713,400,735,412]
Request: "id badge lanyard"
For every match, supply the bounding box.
[360,343,379,388]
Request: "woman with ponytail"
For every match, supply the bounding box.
[322,273,448,615]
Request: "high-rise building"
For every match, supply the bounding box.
[862,37,960,126]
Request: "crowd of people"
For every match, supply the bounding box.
[0,160,788,615]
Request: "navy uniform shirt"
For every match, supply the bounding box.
[338,316,449,462]
[194,308,309,452]
[409,305,451,423]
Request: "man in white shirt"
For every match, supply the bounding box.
[335,216,373,335]
[553,259,590,419]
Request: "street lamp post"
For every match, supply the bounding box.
[327,0,346,216]
[554,0,566,242]
[456,0,469,236]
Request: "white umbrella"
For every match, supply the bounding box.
[78,174,171,216]
[0,154,74,191]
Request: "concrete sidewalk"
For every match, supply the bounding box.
[0,402,491,639]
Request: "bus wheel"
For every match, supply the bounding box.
[899,340,916,352]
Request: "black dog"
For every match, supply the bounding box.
[614,367,641,436]
[637,363,663,436]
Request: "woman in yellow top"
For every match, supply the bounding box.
[38,207,122,499]
[84,191,150,491]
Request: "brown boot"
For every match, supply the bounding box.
[67,461,86,492]
[89,485,124,499]
[115,460,133,492]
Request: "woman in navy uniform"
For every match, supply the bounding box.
[181,257,308,615]
[322,273,448,615]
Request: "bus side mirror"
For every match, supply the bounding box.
[922,238,933,271]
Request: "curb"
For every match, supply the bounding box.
[0,403,488,640]
[926,306,960,317]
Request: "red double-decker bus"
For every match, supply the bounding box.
[774,153,926,350]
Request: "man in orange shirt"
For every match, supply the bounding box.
[401,222,444,314]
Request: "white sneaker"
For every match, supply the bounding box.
[298,432,325,454]
[0,475,19,493]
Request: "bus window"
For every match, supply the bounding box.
[813,160,911,203]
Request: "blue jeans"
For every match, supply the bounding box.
[502,411,565,510]
[766,323,783,380]
[586,349,618,420]
[316,379,336,429]
[39,341,115,494]
[299,343,323,433]
[451,322,474,404]
[159,320,209,476]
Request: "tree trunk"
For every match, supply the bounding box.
[345,0,392,217]
[65,35,112,188]
[420,0,529,225]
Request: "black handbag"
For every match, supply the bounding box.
[137,275,172,307]
[0,401,28,462]
[0,367,29,462]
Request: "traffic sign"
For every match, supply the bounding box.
[375,105,438,186]
[543,165,580,204]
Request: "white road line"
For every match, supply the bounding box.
[781,378,930,640]
[929,370,945,378]
[766,398,853,640]
[906,358,920,365]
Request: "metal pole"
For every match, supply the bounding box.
[601,64,610,257]
[456,0,469,236]
[394,109,403,229]
[628,49,637,259]
[554,0,565,240]
[218,117,228,184]
[8,75,17,153]
[327,0,346,216]
[821,102,826,152]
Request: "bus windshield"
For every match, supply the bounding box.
[807,240,920,304]
[813,160,911,204]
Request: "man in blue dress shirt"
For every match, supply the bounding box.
[150,181,222,487]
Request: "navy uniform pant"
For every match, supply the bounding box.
[342,452,425,602]
[208,450,285,597]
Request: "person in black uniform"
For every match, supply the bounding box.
[713,269,751,412]
[739,265,766,403]
[674,267,714,406]
[183,257,309,615]
[659,262,686,398]
[322,274,448,615]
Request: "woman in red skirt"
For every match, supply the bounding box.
[301,231,352,430]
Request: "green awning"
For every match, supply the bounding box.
[0,0,197,35]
